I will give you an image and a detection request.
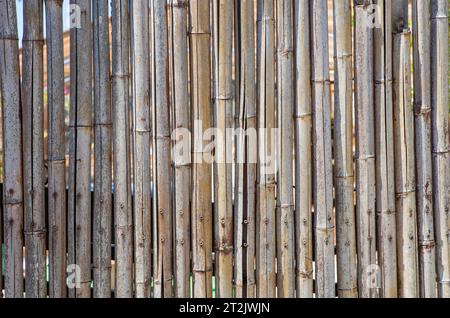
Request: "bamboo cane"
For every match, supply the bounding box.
[333,0,357,298]
[0,0,24,298]
[354,1,377,298]
[311,0,335,298]
[431,0,450,298]
[374,0,398,298]
[68,0,92,298]
[256,0,277,298]
[153,0,173,298]
[276,0,295,298]
[111,0,133,298]
[412,0,436,298]
[189,0,213,298]
[393,29,420,298]
[22,0,46,298]
[214,0,234,298]
[93,0,112,298]
[131,0,152,298]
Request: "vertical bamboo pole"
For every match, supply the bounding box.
[276,0,295,298]
[294,0,313,299]
[46,0,67,299]
[354,1,377,298]
[431,0,450,298]
[171,0,191,298]
[311,0,335,298]
[333,0,357,298]
[412,0,436,298]
[68,0,92,298]
[22,0,46,298]
[93,0,112,298]
[393,29,419,298]
[374,0,398,298]
[214,0,234,298]
[153,0,173,298]
[256,0,277,298]
[0,0,24,298]
[131,0,152,299]
[189,0,213,298]
[111,0,133,298]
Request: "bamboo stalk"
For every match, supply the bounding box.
[333,0,357,298]
[431,0,450,298]
[374,0,398,298]
[354,1,377,298]
[276,0,295,298]
[412,0,436,298]
[311,0,335,298]
[0,0,24,298]
[68,0,92,298]
[22,0,46,298]
[153,0,173,298]
[214,0,234,298]
[93,0,112,298]
[189,0,213,298]
[256,0,277,298]
[393,29,419,298]
[111,0,133,298]
[171,0,191,298]
[131,0,152,299]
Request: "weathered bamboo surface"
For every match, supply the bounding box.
[0,0,448,298]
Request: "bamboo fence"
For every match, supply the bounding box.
[0,0,449,298]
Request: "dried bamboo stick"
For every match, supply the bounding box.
[171,0,191,298]
[354,1,377,298]
[412,0,436,298]
[333,0,357,298]
[214,0,234,298]
[311,0,335,298]
[93,0,112,298]
[431,0,450,298]
[0,0,24,298]
[256,0,277,298]
[153,0,173,298]
[374,0,398,298]
[111,0,133,298]
[189,0,213,298]
[22,0,46,298]
[131,0,152,299]
[276,0,295,298]
[393,29,419,298]
[68,0,92,298]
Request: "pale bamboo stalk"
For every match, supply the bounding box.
[374,0,398,298]
[333,0,357,298]
[93,0,112,298]
[131,0,152,299]
[171,0,191,298]
[0,0,24,298]
[276,0,295,298]
[431,0,450,298]
[311,0,335,298]
[22,0,46,298]
[214,0,234,298]
[189,0,213,298]
[153,0,173,298]
[111,0,133,298]
[354,2,377,298]
[294,0,313,299]
[46,0,67,299]
[412,0,436,298]
[256,0,277,298]
[68,0,92,298]
[393,30,420,298]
